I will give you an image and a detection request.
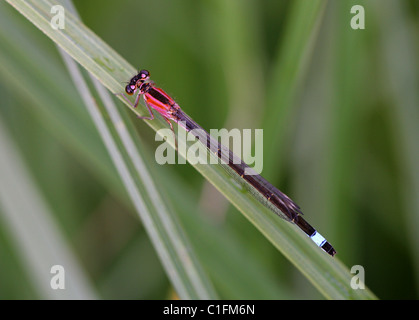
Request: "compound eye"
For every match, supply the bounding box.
[139,69,150,79]
[125,84,135,95]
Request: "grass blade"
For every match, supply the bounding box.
[5,0,377,299]
[262,0,327,177]
[55,13,217,299]
[0,118,97,299]
[0,4,290,299]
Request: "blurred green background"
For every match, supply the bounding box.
[1,0,419,299]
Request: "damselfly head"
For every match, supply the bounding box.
[125,84,136,95]
[126,69,150,95]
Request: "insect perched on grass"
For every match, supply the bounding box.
[116,69,336,257]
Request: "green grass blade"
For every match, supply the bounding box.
[5,0,377,299]
[0,118,97,299]
[0,5,291,299]
[62,0,218,299]
[262,0,327,177]
[373,0,419,287]
[57,37,217,299]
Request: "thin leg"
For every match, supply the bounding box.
[163,117,178,151]
[138,96,155,120]
[115,92,177,150]
[115,92,154,120]
[114,92,141,109]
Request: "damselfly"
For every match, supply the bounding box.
[117,69,336,257]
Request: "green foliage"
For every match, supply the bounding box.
[1,0,418,299]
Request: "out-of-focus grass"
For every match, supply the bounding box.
[0,0,418,299]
